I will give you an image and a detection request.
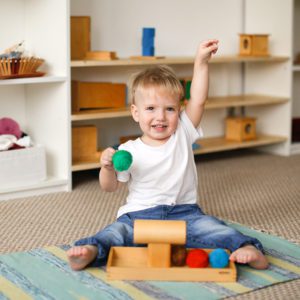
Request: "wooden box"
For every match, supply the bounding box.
[239,34,269,56]
[107,247,236,282]
[85,51,118,61]
[72,126,101,163]
[71,16,91,60]
[107,220,236,282]
[226,117,256,142]
[72,81,126,112]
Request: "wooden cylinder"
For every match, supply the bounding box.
[134,220,186,244]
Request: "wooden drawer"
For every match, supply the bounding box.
[72,81,126,112]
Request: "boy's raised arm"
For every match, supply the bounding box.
[185,39,218,128]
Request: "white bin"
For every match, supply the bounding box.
[0,145,46,189]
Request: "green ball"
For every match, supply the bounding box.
[112,150,133,171]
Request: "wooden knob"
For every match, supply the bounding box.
[134,220,186,244]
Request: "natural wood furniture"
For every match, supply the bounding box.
[239,34,269,56]
[107,220,237,281]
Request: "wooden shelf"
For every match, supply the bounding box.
[71,94,288,121]
[72,107,131,121]
[71,135,286,171]
[193,135,287,155]
[72,161,101,172]
[71,55,289,68]
[205,94,288,109]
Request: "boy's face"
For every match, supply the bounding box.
[131,86,180,146]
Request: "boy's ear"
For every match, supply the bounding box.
[131,104,139,122]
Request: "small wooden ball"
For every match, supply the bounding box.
[112,150,133,171]
[186,249,209,268]
[209,248,229,268]
[171,245,187,266]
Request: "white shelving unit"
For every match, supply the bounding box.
[70,0,293,171]
[291,0,300,154]
[0,0,71,200]
[71,55,290,171]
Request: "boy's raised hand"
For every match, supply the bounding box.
[195,39,219,65]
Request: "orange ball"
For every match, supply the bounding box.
[186,249,209,268]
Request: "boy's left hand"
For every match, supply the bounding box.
[195,39,219,64]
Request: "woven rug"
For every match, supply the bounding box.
[0,222,299,300]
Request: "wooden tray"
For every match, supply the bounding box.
[0,72,45,80]
[107,247,237,282]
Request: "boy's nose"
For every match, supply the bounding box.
[156,109,165,120]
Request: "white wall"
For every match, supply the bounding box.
[71,0,243,57]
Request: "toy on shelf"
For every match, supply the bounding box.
[0,41,45,79]
[72,126,101,164]
[71,81,126,112]
[226,117,257,142]
[112,150,133,171]
[85,51,118,61]
[107,219,237,281]
[130,27,165,60]
[239,34,270,57]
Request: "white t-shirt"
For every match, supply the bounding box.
[116,110,203,217]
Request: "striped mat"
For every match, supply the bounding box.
[0,223,300,300]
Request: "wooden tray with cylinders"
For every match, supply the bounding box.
[107,220,237,281]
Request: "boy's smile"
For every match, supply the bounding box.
[131,86,181,146]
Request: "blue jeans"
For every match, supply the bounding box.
[74,204,264,267]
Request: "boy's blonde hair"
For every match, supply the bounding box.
[129,65,184,104]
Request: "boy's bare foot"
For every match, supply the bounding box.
[67,245,98,270]
[229,245,269,269]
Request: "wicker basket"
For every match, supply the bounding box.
[0,57,44,79]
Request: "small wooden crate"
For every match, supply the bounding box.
[72,81,126,112]
[72,126,101,163]
[239,34,269,56]
[226,117,256,142]
[85,51,118,61]
[71,16,91,60]
[107,247,236,282]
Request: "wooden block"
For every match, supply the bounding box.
[148,243,171,268]
[85,51,118,60]
[226,117,256,142]
[72,81,126,112]
[134,220,186,244]
[71,16,91,60]
[239,34,269,56]
[72,126,100,163]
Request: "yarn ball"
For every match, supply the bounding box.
[186,249,209,268]
[112,150,133,171]
[0,117,22,138]
[209,248,229,268]
[171,245,187,266]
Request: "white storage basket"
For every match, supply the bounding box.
[0,145,46,189]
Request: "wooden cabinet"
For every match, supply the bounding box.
[0,0,70,200]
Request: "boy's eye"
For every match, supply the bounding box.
[146,106,154,111]
[167,107,175,111]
